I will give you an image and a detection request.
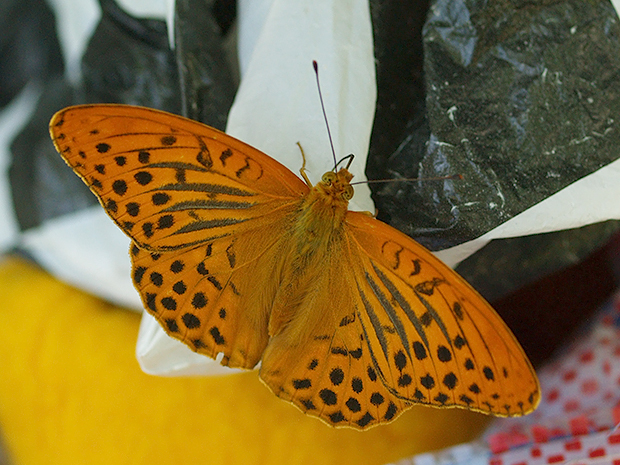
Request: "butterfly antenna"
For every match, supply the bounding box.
[350,174,463,186]
[313,61,338,171]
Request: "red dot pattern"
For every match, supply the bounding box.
[482,293,620,465]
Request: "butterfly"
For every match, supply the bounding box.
[49,104,540,429]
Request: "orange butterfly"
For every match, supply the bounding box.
[50,104,540,429]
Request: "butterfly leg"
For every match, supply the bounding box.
[296,142,313,187]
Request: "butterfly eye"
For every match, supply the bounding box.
[322,172,336,184]
[342,185,354,200]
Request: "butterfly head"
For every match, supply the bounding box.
[319,168,354,201]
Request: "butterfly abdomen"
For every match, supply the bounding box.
[265,171,354,341]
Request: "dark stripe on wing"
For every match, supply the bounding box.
[413,290,452,344]
[162,199,256,211]
[174,217,249,234]
[363,269,412,362]
[370,262,430,349]
[157,183,256,197]
[358,286,390,362]
[145,161,210,171]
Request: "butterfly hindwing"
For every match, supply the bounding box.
[344,211,541,416]
[130,196,307,369]
[259,245,410,428]
[50,105,309,251]
[260,322,411,429]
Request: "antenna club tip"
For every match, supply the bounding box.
[312,60,318,71]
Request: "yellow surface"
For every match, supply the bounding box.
[0,256,490,465]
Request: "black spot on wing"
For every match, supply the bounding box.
[182,313,201,329]
[220,149,233,164]
[105,199,118,213]
[161,296,177,310]
[394,351,407,370]
[170,260,184,273]
[300,399,316,410]
[412,341,427,360]
[319,389,337,406]
[384,402,398,420]
[191,292,207,309]
[351,378,363,393]
[96,143,110,153]
[329,368,344,386]
[356,412,374,427]
[133,267,146,284]
[331,347,348,356]
[209,326,225,345]
[172,281,187,294]
[134,171,153,185]
[420,374,435,389]
[152,192,170,205]
[346,398,361,412]
[165,319,179,332]
[112,180,127,196]
[437,345,452,362]
[138,151,150,163]
[126,202,140,217]
[443,373,457,389]
[161,135,177,145]
[293,379,312,390]
[149,272,163,287]
[158,215,174,229]
[453,301,464,319]
[349,348,362,359]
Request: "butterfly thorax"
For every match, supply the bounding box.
[297,167,354,241]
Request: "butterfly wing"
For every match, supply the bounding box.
[50,104,310,368]
[259,244,411,429]
[129,210,299,369]
[344,211,541,417]
[50,104,308,251]
[50,104,540,424]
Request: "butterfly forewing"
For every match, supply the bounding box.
[50,105,308,251]
[50,104,308,369]
[345,212,541,416]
